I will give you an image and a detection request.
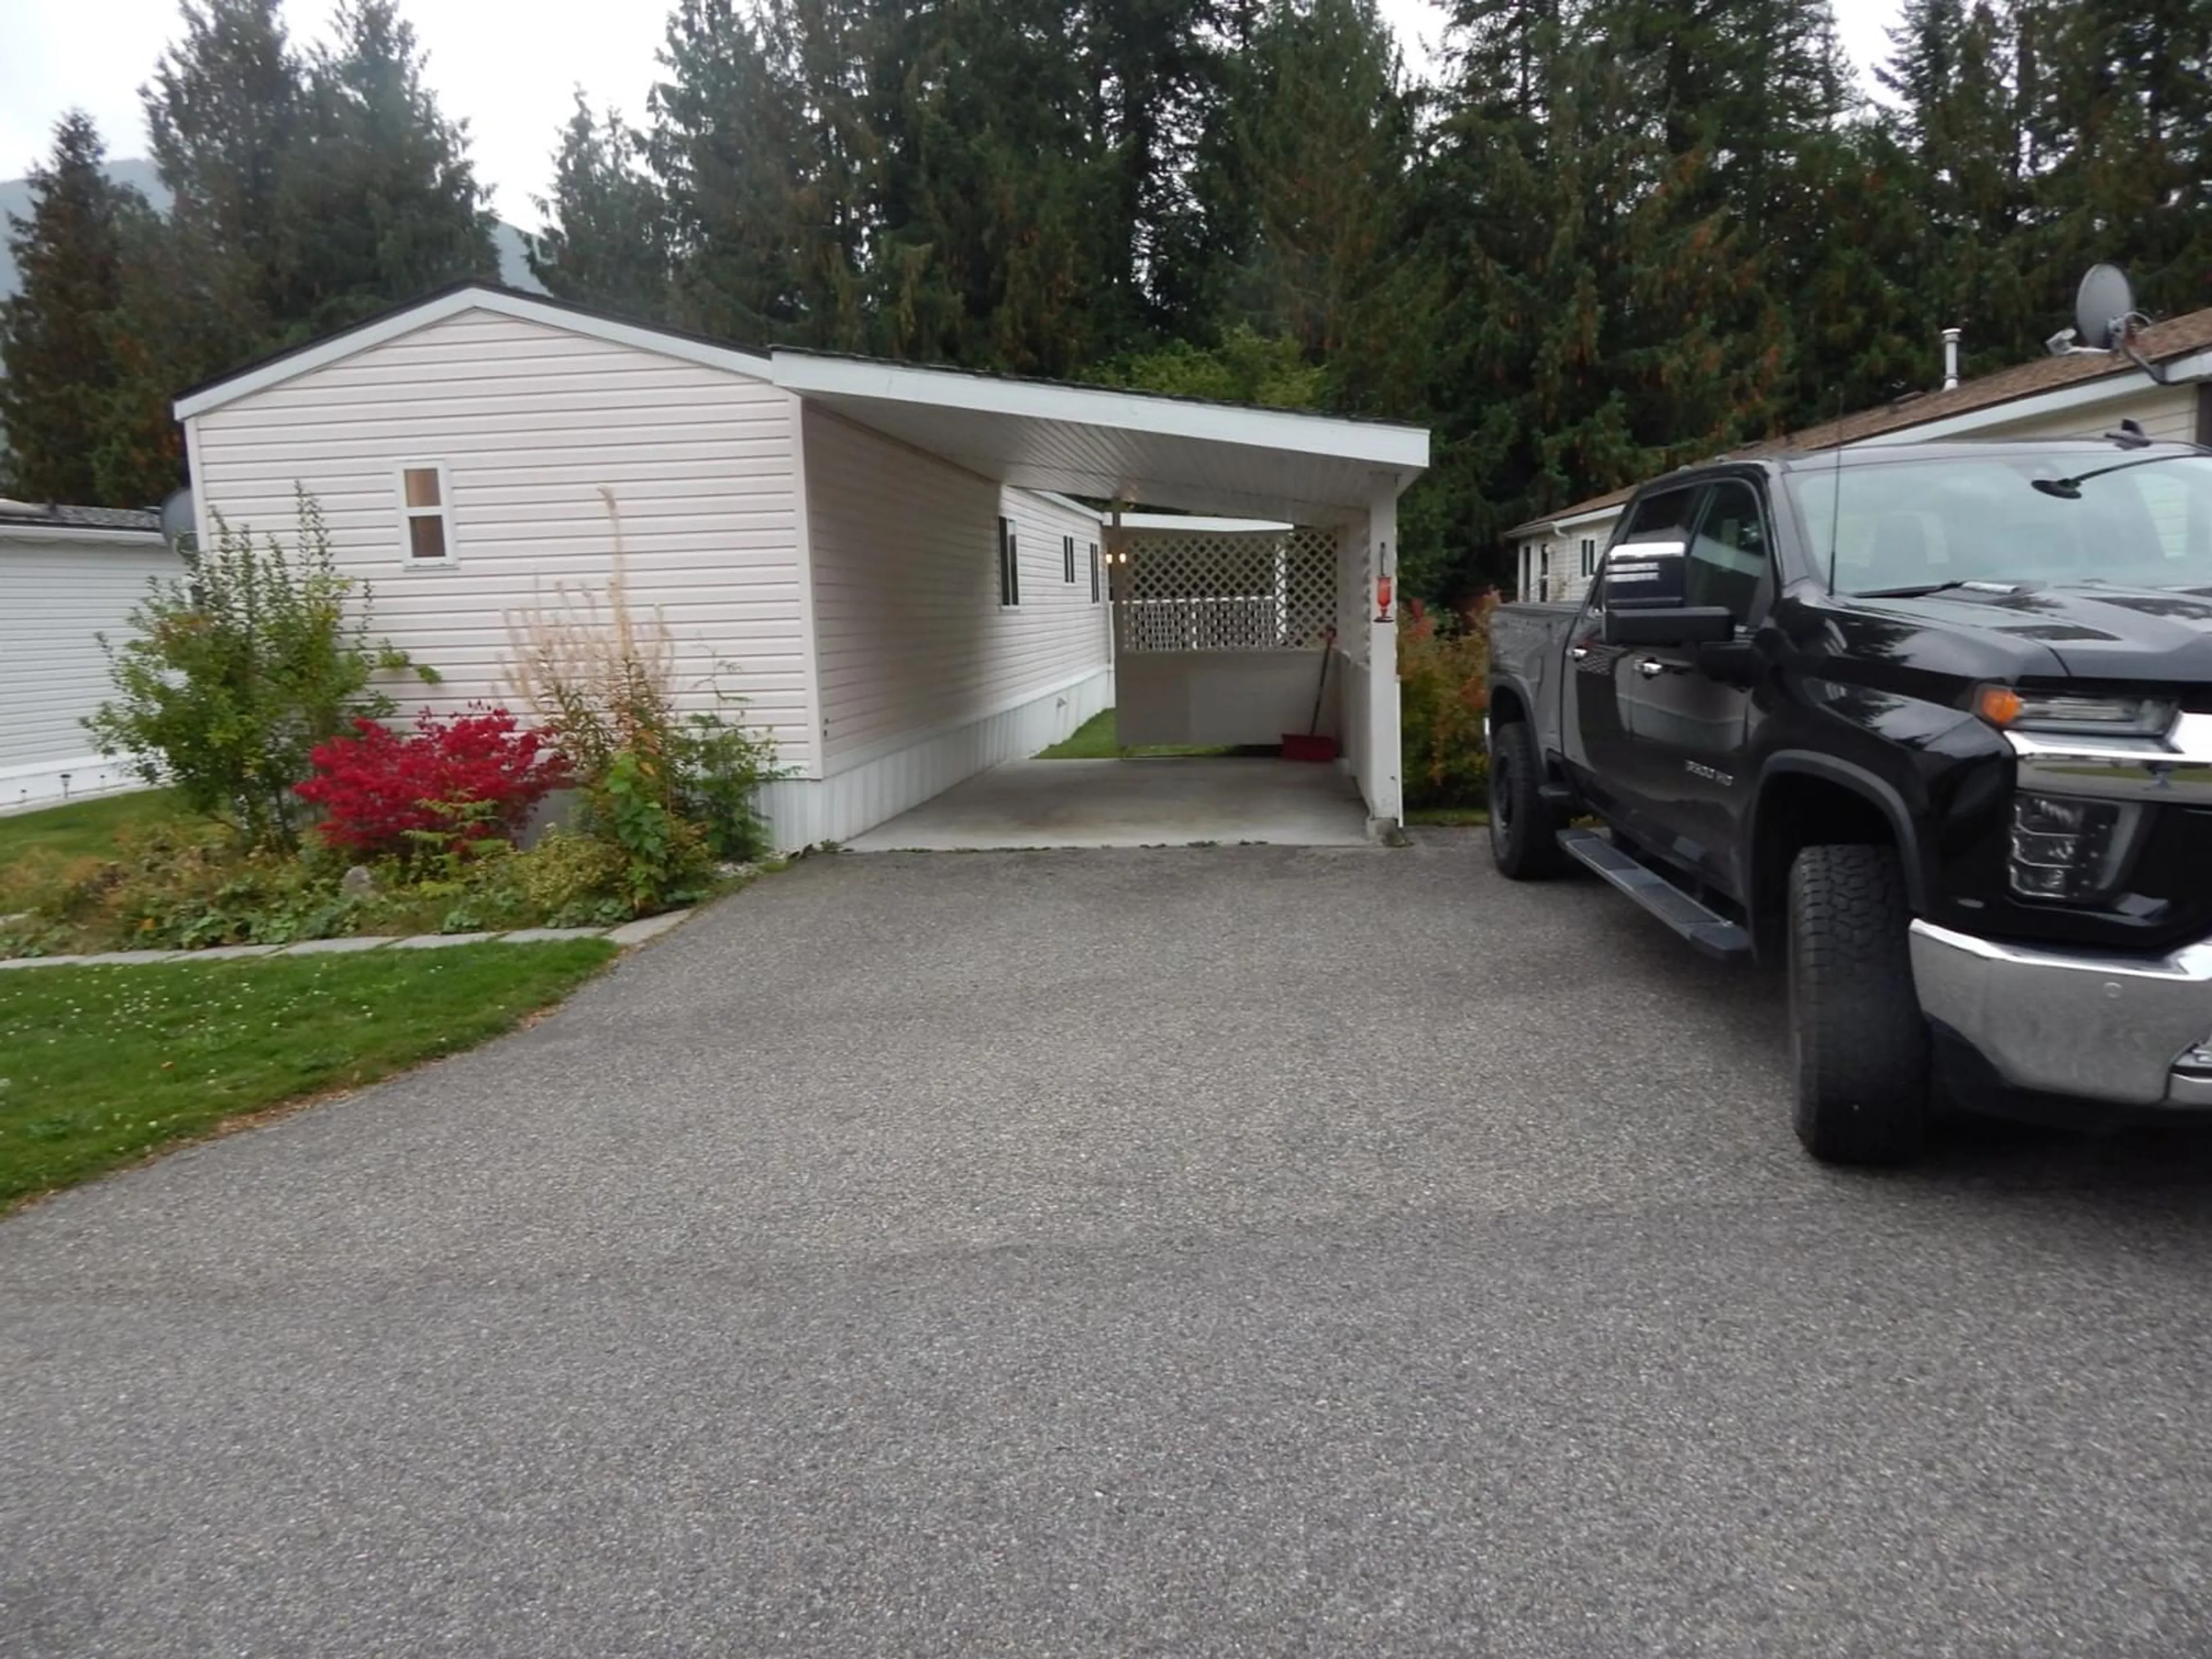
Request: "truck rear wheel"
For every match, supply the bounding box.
[1488,719,1569,880]
[1786,843,1929,1166]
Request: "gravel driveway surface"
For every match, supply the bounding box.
[5,833,2210,1656]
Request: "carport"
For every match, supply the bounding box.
[771,354,1427,838]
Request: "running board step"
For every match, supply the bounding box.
[1556,829,1752,960]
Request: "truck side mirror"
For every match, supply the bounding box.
[1605,606,1737,647]
[1600,541,1688,612]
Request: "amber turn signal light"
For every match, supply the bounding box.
[1976,686,2024,727]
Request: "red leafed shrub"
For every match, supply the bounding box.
[295,707,569,861]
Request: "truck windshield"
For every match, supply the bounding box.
[1785,452,2212,596]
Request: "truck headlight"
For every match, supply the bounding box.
[1978,685,2176,737]
[2009,793,2142,902]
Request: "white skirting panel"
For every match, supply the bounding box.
[0,756,148,816]
[756,667,1113,850]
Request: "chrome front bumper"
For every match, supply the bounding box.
[1910,921,2212,1108]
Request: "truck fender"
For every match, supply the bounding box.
[1752,752,1928,918]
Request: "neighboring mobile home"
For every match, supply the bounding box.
[0,501,178,812]
[1510,309,2212,604]
[176,285,1428,849]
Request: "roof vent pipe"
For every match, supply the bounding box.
[1941,327,1962,392]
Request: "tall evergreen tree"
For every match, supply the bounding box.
[281,0,498,336]
[531,94,671,319]
[649,0,819,346]
[0,113,178,507]
[141,0,303,361]
[1876,0,2039,379]
[1190,0,1411,360]
[2022,0,2212,327]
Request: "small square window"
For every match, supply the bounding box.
[398,463,453,563]
[998,516,1020,607]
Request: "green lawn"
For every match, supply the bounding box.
[0,939,616,1209]
[1035,710,1244,760]
[0,789,185,870]
[1406,806,1490,827]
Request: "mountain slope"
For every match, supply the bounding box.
[0,158,544,299]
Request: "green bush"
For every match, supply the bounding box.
[85,491,434,851]
[507,502,782,912]
[672,710,781,862]
[498,831,635,928]
[1399,593,1495,810]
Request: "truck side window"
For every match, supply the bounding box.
[1619,486,1705,544]
[1685,480,1770,620]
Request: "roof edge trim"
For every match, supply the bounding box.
[176,286,777,420]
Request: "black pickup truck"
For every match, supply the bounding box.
[1486,435,2212,1165]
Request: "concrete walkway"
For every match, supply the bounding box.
[845,756,1370,850]
[0,909,689,971]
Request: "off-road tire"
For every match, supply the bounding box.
[1787,842,1930,1166]
[1488,719,1570,880]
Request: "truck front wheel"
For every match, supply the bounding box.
[1488,719,1569,879]
[1786,843,1930,1166]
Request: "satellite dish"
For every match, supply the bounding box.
[2074,264,2135,351]
[159,486,196,550]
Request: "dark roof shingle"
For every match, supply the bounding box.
[0,498,163,534]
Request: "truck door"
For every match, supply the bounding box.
[1611,477,1772,892]
[1567,484,1708,839]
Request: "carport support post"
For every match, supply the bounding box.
[1365,475,1404,835]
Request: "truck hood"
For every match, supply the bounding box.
[1858,584,2212,684]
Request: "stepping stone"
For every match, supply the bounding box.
[179,944,286,960]
[497,927,609,942]
[73,950,184,965]
[280,936,397,955]
[0,955,92,970]
[392,933,498,949]
[605,910,691,947]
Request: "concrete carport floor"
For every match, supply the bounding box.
[844,756,1370,850]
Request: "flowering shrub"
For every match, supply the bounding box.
[295,707,568,863]
[1399,593,1497,809]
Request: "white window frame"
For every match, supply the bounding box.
[1089,540,1101,604]
[1581,537,1596,578]
[1063,532,1077,584]
[395,460,456,565]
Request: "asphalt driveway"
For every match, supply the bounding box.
[5,835,2211,1656]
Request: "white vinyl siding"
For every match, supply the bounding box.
[186,308,816,773]
[802,403,1112,768]
[1964,381,2198,445]
[0,531,181,802]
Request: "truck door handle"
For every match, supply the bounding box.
[1637,658,1667,678]
[1569,646,1590,661]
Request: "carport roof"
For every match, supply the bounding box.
[173,285,1427,525]
[774,349,1426,522]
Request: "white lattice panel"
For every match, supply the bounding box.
[1114,526,1340,653]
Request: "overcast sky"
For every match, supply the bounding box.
[1,0,1906,232]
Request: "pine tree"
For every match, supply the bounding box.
[2022,0,2212,327]
[1876,0,2039,380]
[1190,0,1412,361]
[531,94,671,318]
[0,113,179,507]
[281,0,498,336]
[141,0,304,361]
[649,0,815,345]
